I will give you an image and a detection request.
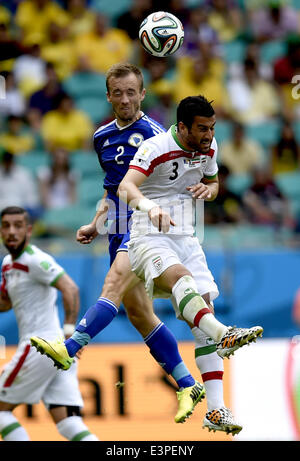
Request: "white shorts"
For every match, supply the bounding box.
[0,341,83,407]
[128,234,219,318]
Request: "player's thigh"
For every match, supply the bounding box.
[101,251,139,303]
[0,343,59,405]
[43,360,83,408]
[123,281,160,336]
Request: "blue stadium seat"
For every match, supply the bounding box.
[221,40,247,63]
[215,120,232,143]
[260,40,287,64]
[75,96,112,123]
[245,120,282,147]
[227,173,252,195]
[71,150,101,178]
[90,0,132,24]
[78,177,104,206]
[15,150,50,175]
[275,171,300,199]
[63,72,107,99]
[43,205,96,231]
[293,121,300,143]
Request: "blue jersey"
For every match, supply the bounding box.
[93,114,165,264]
[94,114,165,227]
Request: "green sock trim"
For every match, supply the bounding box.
[1,422,21,438]
[195,344,217,357]
[179,292,202,315]
[71,430,91,441]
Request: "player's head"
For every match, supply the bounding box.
[0,206,32,258]
[106,63,146,126]
[176,95,216,154]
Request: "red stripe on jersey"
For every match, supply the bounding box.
[131,148,215,176]
[129,165,150,176]
[4,344,31,387]
[202,371,224,382]
[2,263,29,273]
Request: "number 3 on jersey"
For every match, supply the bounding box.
[169,161,179,180]
[115,146,125,164]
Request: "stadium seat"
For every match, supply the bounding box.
[227,173,252,195]
[63,72,107,99]
[275,171,300,199]
[260,40,287,64]
[90,0,132,24]
[228,224,275,248]
[15,150,50,175]
[78,177,104,206]
[43,205,96,232]
[75,96,112,124]
[293,121,300,143]
[221,40,247,63]
[215,120,232,143]
[245,120,282,147]
[71,150,101,178]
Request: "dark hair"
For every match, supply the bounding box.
[106,63,144,93]
[1,206,30,223]
[177,95,215,130]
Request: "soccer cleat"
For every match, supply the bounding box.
[203,407,243,436]
[30,336,73,370]
[175,381,205,423]
[216,325,263,359]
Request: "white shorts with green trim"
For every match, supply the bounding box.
[128,234,219,318]
[0,340,83,406]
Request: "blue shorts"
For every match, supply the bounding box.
[108,232,130,266]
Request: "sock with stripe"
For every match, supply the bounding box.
[172,276,227,343]
[144,322,195,389]
[192,327,225,411]
[0,411,30,441]
[56,416,99,441]
[65,297,118,357]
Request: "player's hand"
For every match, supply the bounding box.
[187,183,212,200]
[75,347,84,360]
[76,224,98,244]
[148,206,176,233]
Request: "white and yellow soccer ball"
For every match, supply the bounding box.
[139,11,184,58]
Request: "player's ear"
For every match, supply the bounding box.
[140,88,146,101]
[106,91,111,103]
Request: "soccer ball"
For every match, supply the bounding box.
[139,11,184,58]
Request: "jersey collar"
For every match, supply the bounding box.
[115,112,144,130]
[171,125,197,155]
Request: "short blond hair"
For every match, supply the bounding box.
[106,63,144,94]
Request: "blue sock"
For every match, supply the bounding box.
[144,323,195,389]
[65,297,118,357]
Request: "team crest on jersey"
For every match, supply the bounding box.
[152,256,162,272]
[128,133,144,147]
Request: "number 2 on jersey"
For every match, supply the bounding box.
[115,146,125,164]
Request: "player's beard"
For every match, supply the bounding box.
[116,102,141,124]
[4,236,27,258]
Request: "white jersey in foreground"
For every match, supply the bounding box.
[128,125,218,237]
[0,244,64,343]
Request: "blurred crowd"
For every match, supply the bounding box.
[0,0,300,243]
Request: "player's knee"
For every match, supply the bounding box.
[56,415,99,441]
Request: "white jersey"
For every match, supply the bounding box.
[0,244,64,343]
[128,125,218,237]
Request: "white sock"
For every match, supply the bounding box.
[56,416,99,441]
[192,327,225,411]
[172,276,227,342]
[0,411,30,441]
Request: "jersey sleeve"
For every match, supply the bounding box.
[29,252,65,286]
[203,139,219,178]
[129,139,158,177]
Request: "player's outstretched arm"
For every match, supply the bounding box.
[76,190,108,244]
[0,290,12,312]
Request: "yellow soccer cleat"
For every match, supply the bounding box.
[175,381,205,423]
[30,336,74,370]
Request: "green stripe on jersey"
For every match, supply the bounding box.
[24,244,34,255]
[71,430,91,441]
[1,422,21,438]
[204,173,218,180]
[50,271,65,286]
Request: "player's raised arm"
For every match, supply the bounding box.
[118,169,176,233]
